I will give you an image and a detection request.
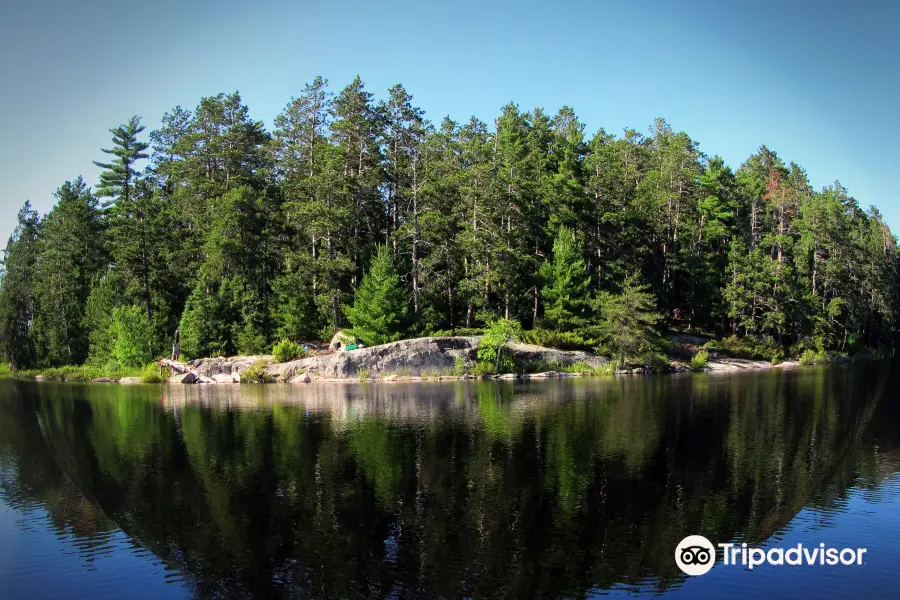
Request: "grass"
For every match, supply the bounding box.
[380,368,412,379]
[799,349,830,366]
[13,364,148,382]
[420,368,442,379]
[357,368,372,382]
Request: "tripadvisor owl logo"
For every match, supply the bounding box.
[675,535,716,576]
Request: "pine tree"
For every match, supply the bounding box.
[594,273,662,363]
[31,178,106,365]
[93,116,150,209]
[540,227,591,331]
[344,245,408,346]
[0,202,41,368]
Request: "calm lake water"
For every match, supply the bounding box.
[1,364,899,599]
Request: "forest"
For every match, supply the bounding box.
[1,76,897,370]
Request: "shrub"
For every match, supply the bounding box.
[477,319,522,373]
[429,327,485,337]
[242,359,274,383]
[273,339,306,363]
[703,335,784,362]
[357,368,372,382]
[140,362,165,383]
[520,328,596,350]
[800,349,829,366]
[111,305,155,368]
[470,361,497,376]
[420,368,441,379]
[690,350,709,371]
[446,356,468,376]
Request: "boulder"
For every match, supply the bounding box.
[169,372,197,384]
[118,377,142,384]
[211,373,235,384]
[91,377,113,383]
[289,374,312,384]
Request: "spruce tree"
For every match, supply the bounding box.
[0,202,41,368]
[540,227,591,331]
[344,245,408,346]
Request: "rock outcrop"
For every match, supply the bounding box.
[187,337,609,381]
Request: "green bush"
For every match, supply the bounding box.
[446,356,468,376]
[690,350,710,371]
[429,327,485,337]
[111,305,155,368]
[477,319,522,373]
[420,368,441,379]
[520,328,596,350]
[273,339,306,363]
[799,349,829,366]
[703,335,784,362]
[242,359,274,383]
[357,368,372,382]
[140,362,165,383]
[470,361,497,376]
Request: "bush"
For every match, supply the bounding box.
[140,362,165,383]
[520,328,596,350]
[690,350,709,371]
[703,335,784,362]
[242,359,274,383]
[357,368,372,382]
[429,327,485,337]
[446,356,468,376]
[477,319,522,373]
[111,305,156,368]
[799,349,829,366]
[420,368,441,379]
[273,339,306,363]
[471,361,497,376]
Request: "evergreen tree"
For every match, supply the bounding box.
[594,273,663,363]
[540,227,591,331]
[344,245,408,346]
[0,202,41,368]
[31,178,106,365]
[93,116,150,209]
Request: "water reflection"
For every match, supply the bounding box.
[0,364,897,598]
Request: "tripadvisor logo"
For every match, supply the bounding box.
[675,535,868,576]
[675,535,716,576]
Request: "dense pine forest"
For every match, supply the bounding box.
[1,76,897,370]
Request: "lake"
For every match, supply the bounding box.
[1,364,899,599]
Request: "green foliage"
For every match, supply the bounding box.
[344,246,408,346]
[520,328,596,350]
[111,305,156,368]
[2,78,898,372]
[357,368,372,382]
[420,369,441,379]
[540,227,591,330]
[140,362,166,383]
[446,356,468,376]
[690,350,710,371]
[273,339,306,363]
[470,361,497,376]
[799,349,830,366]
[477,319,522,373]
[704,335,784,362]
[242,359,274,383]
[593,273,663,363]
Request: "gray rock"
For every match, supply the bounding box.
[169,372,197,384]
[118,377,142,384]
[91,377,113,383]
[211,373,235,384]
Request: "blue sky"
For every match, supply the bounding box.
[1,0,898,245]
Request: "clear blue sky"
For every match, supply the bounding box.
[1,0,898,246]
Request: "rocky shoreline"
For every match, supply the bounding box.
[166,336,799,384]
